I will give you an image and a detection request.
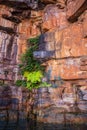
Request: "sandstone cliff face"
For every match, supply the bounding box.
[0,0,87,123]
[33,0,87,123]
[34,0,87,85]
[0,3,41,82]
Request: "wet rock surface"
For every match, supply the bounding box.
[32,86,87,123]
[0,86,30,120]
[0,85,87,124]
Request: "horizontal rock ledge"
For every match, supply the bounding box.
[0,0,28,9]
[0,26,17,35]
[2,14,21,24]
[0,0,38,9]
[33,50,55,60]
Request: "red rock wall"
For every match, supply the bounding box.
[40,2,87,87]
[0,0,87,86]
[0,0,87,124]
[0,6,42,82]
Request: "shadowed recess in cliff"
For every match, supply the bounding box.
[2,14,21,24]
[0,26,17,35]
[10,10,31,20]
[67,0,87,22]
[0,0,39,10]
[0,0,29,9]
[6,35,15,59]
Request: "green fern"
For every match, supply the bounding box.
[24,71,43,83]
[19,35,51,90]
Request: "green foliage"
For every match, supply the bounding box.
[27,36,39,45]
[15,80,27,87]
[0,80,4,86]
[19,48,43,74]
[19,36,43,74]
[40,82,51,87]
[23,71,43,90]
[19,36,50,90]
[23,71,51,90]
[24,71,43,83]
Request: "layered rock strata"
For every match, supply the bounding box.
[32,0,87,123]
[0,86,32,121]
[0,0,87,124]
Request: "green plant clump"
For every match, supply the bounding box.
[27,36,40,45]
[0,80,4,86]
[18,36,51,90]
[15,80,27,87]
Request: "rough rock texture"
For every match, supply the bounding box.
[32,0,87,123]
[0,85,33,121]
[0,0,87,124]
[0,5,41,82]
[33,86,87,124]
[67,0,87,22]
